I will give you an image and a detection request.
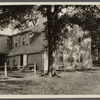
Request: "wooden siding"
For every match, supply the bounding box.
[0,35,11,54]
[27,53,43,70]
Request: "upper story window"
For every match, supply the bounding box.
[22,36,25,46]
[17,36,21,47]
[6,38,11,47]
[13,34,30,47]
[78,37,81,43]
[59,44,63,51]
[78,37,83,43]
[14,37,18,47]
[7,38,11,44]
[25,34,30,45]
[21,34,30,46]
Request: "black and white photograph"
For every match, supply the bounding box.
[0,2,100,97]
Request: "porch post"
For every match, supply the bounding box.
[23,54,27,66]
[4,62,7,77]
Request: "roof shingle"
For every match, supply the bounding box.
[8,33,47,56]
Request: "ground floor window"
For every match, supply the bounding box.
[59,52,63,63]
[80,53,83,63]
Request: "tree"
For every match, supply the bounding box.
[38,5,66,76]
[0,5,38,30]
[0,5,68,77]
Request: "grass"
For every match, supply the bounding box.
[0,70,100,95]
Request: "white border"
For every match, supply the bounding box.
[0,2,99,5]
[0,1,100,98]
[1,95,100,98]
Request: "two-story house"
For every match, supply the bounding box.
[63,25,92,70]
[7,24,47,70]
[0,12,92,72]
[0,24,92,72]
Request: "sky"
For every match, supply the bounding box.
[0,9,47,36]
[0,27,13,36]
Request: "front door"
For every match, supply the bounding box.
[0,54,5,66]
[20,55,23,66]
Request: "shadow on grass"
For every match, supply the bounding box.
[9,75,24,78]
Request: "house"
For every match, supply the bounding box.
[7,24,48,71]
[0,14,92,72]
[0,24,92,72]
[62,25,92,70]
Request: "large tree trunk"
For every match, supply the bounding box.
[47,5,59,77]
[43,6,56,77]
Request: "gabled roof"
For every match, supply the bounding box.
[0,34,11,37]
[23,24,44,33]
[8,33,47,56]
[12,23,45,36]
[8,21,47,56]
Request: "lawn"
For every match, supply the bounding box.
[0,70,100,95]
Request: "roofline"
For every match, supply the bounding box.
[11,30,31,36]
[11,24,43,36]
[0,34,11,37]
[7,50,45,57]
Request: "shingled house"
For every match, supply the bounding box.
[7,24,47,71]
[0,25,93,72]
[0,17,92,72]
[6,24,92,72]
[62,25,92,70]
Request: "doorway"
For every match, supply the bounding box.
[20,55,23,66]
[0,54,5,66]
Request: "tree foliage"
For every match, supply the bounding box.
[61,5,100,52]
[0,5,39,30]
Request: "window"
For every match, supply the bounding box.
[7,39,11,44]
[76,53,79,62]
[7,38,11,47]
[60,56,63,62]
[17,36,21,47]
[15,42,17,47]
[25,34,30,45]
[7,59,9,66]
[78,37,83,43]
[80,54,83,63]
[78,37,81,42]
[22,36,25,46]
[59,45,63,50]
[59,52,63,63]
[14,37,18,47]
